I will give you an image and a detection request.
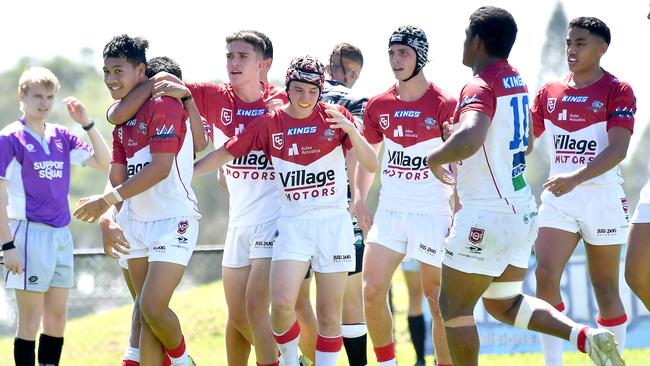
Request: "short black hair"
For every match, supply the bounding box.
[146,56,182,80]
[569,17,611,44]
[103,34,149,66]
[225,31,266,58]
[250,30,273,60]
[469,6,518,59]
[331,43,364,67]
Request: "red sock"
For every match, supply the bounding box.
[257,362,280,366]
[122,361,140,366]
[165,336,186,359]
[162,352,171,366]
[577,327,588,353]
[374,342,395,362]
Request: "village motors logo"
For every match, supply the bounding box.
[221,108,233,125]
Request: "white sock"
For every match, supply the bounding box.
[378,360,397,366]
[598,314,627,354]
[274,321,301,366]
[541,304,566,366]
[123,346,140,362]
[315,334,342,366]
[170,349,188,366]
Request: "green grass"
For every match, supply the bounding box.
[1,275,649,365]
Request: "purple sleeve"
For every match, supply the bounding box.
[64,128,93,166]
[0,134,16,179]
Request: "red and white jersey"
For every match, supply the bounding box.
[531,71,636,186]
[364,83,456,214]
[189,82,287,227]
[225,103,354,217]
[455,61,534,213]
[111,97,200,222]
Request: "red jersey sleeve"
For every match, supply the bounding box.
[111,127,126,164]
[362,99,384,144]
[224,115,269,158]
[338,106,355,151]
[439,97,458,133]
[606,82,636,133]
[456,82,496,121]
[148,97,188,154]
[530,87,547,137]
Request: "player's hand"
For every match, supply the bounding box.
[3,248,23,274]
[441,121,454,141]
[430,165,456,186]
[63,96,91,127]
[152,80,190,100]
[150,71,183,85]
[266,99,284,111]
[352,200,373,235]
[99,216,129,259]
[73,195,110,223]
[543,172,579,197]
[325,108,356,135]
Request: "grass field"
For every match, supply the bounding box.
[1,274,649,365]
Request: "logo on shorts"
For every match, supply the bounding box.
[254,240,274,248]
[547,98,557,113]
[177,220,189,235]
[272,133,284,150]
[332,254,352,263]
[153,245,166,252]
[621,197,629,221]
[469,227,484,244]
[177,236,188,244]
[221,108,233,125]
[596,228,617,236]
[418,243,437,255]
[379,114,390,130]
[28,276,38,283]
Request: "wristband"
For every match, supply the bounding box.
[111,188,124,203]
[2,241,15,251]
[181,94,193,103]
[82,120,95,131]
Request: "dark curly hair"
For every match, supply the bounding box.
[469,6,518,59]
[145,56,183,80]
[569,17,611,45]
[103,34,149,66]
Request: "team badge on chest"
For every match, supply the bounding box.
[547,98,557,113]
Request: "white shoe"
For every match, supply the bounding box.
[585,329,625,366]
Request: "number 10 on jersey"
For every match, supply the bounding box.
[509,95,529,191]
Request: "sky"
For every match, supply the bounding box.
[2,0,648,129]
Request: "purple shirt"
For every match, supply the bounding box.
[0,119,93,227]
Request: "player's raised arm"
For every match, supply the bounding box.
[325,107,378,173]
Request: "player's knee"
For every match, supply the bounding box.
[591,280,620,302]
[271,295,296,317]
[535,264,562,288]
[362,279,386,305]
[245,293,267,318]
[139,298,166,323]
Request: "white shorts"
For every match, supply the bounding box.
[119,216,199,266]
[367,210,451,268]
[632,180,650,224]
[4,220,74,292]
[443,202,538,277]
[273,211,355,273]
[539,184,629,245]
[222,220,278,268]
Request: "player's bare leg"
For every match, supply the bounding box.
[122,268,142,349]
[314,271,348,364]
[403,266,425,365]
[342,272,367,366]
[535,227,580,365]
[296,275,317,362]
[420,263,452,365]
[585,242,627,351]
[139,261,188,366]
[626,222,650,309]
[271,260,311,365]
[245,258,278,364]
[223,266,253,366]
[362,243,403,361]
[128,258,164,365]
